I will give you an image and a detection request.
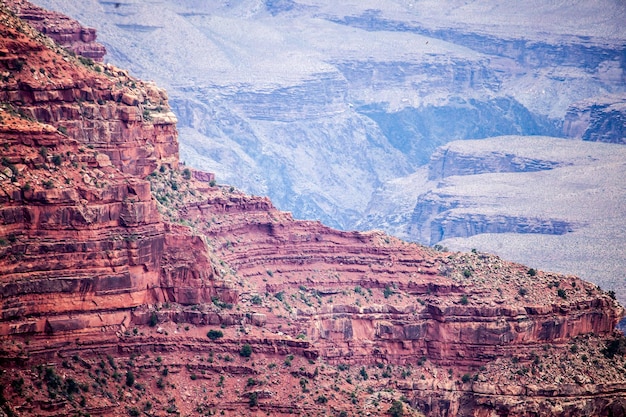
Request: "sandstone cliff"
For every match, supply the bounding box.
[28,0,626,231]
[4,0,105,61]
[1,4,626,417]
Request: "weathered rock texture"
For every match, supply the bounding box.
[563,95,626,144]
[1,4,626,417]
[4,0,105,61]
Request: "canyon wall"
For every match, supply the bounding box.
[27,0,626,230]
[1,4,626,417]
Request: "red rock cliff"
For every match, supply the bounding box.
[1,3,626,417]
[5,0,106,61]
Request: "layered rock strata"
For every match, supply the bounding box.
[1,4,626,417]
[4,0,105,61]
[563,95,626,144]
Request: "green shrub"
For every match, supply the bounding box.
[149,312,158,327]
[125,370,135,387]
[207,330,223,340]
[602,337,626,359]
[383,286,394,299]
[388,400,404,417]
[240,344,252,358]
[248,392,258,407]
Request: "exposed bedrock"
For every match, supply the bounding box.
[1,4,626,417]
[564,95,626,144]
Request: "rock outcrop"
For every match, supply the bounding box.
[563,95,626,144]
[1,4,626,417]
[4,0,105,61]
[399,136,626,303]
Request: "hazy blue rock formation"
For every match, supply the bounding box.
[30,0,626,229]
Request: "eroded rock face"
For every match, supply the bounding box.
[4,0,106,61]
[1,4,626,417]
[563,95,626,144]
[0,7,218,339]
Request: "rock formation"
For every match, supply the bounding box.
[26,0,626,230]
[1,3,626,417]
[563,95,626,144]
[4,0,105,61]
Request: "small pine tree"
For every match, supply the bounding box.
[125,370,135,387]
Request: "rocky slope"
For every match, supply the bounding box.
[360,136,626,303]
[26,0,626,230]
[2,4,626,417]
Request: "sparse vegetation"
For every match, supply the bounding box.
[149,312,158,327]
[388,400,404,417]
[239,344,252,358]
[207,330,224,340]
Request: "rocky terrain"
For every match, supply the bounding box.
[359,136,626,303]
[2,3,626,417]
[24,0,626,309]
[5,0,105,61]
[26,0,626,230]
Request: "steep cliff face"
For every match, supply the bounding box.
[563,95,626,144]
[1,5,626,417]
[0,4,229,339]
[4,0,105,61]
[396,136,626,303]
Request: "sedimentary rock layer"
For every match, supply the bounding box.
[1,4,626,417]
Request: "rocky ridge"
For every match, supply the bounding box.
[1,4,626,417]
[4,0,105,61]
[564,95,626,144]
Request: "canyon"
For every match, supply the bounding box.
[26,0,626,229]
[2,3,626,416]
[26,0,626,308]
[359,136,626,302]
